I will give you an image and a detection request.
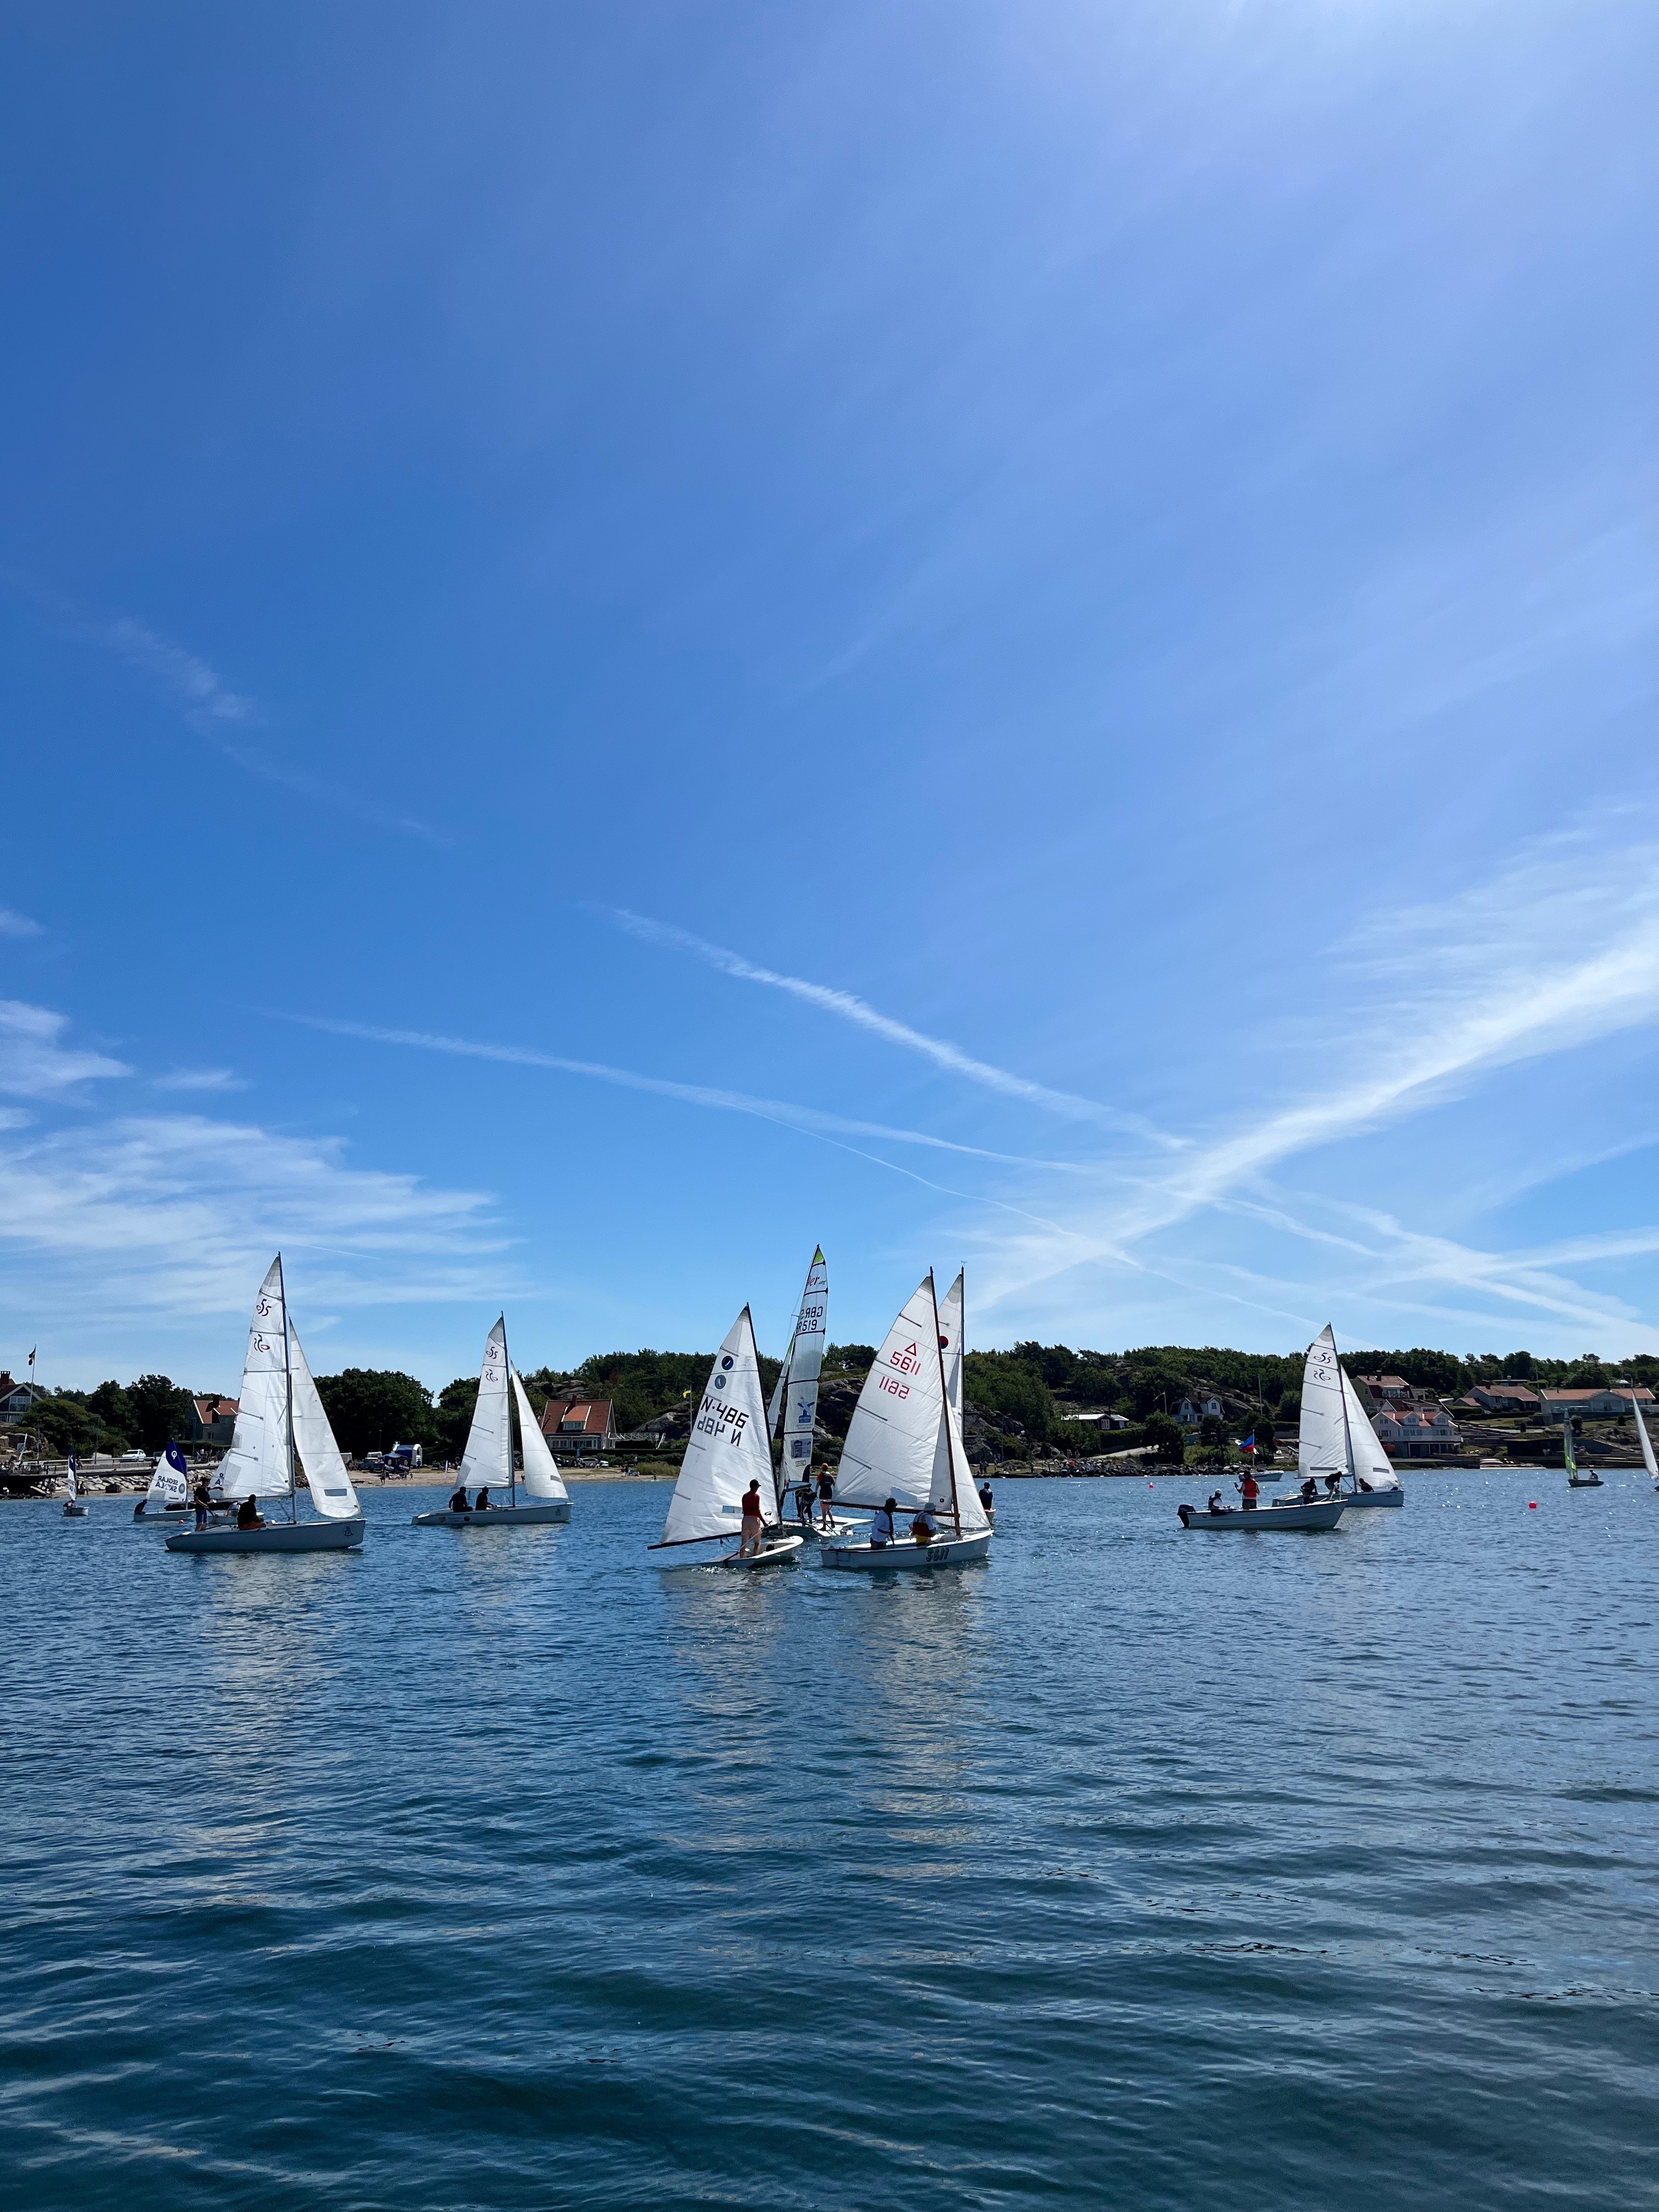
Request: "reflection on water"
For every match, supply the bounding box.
[1,1474,1656,2212]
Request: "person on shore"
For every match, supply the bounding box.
[448,1482,469,1513]
[816,1464,836,1530]
[473,1487,492,1511]
[870,1498,896,1549]
[1238,1468,1260,1510]
[910,1508,936,1547]
[738,1478,765,1558]
[236,1493,264,1530]
[192,1476,212,1530]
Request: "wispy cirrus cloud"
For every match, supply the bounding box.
[599,907,1176,1145]
[279,1011,1080,1171]
[0,1001,129,1098]
[0,908,44,939]
[151,1067,247,1093]
[101,617,256,727]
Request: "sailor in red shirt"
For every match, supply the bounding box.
[1238,1468,1260,1510]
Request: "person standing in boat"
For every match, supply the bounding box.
[738,1477,765,1558]
[191,1475,213,1530]
[816,1463,836,1530]
[793,1476,815,1528]
[870,1497,896,1549]
[1237,1467,1260,1511]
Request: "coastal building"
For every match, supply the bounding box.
[1176,1391,1225,1428]
[1370,1403,1464,1459]
[1539,1386,1657,1423]
[1468,1381,1542,1413]
[0,1372,42,1426]
[540,1395,616,1459]
[189,1396,239,1448]
[1355,1374,1413,1406]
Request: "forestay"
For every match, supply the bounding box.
[657,1307,773,1547]
[216,1257,295,1500]
[288,1324,362,1519]
[459,1318,512,1493]
[513,1367,569,1500]
[770,1246,828,1502]
[1340,1364,1398,1489]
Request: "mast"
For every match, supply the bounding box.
[929,1270,966,1534]
[770,1318,798,1514]
[1333,1330,1357,1492]
[279,1252,298,1524]
[503,1314,516,1507]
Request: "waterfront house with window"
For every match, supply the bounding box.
[0,1372,42,1426]
[540,1396,616,1460]
[1539,1386,1657,1424]
[189,1396,239,1449]
[1370,1402,1464,1459]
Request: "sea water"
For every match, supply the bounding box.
[1,1472,1654,2211]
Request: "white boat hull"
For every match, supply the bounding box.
[779,1515,859,1541]
[820,1531,992,1570]
[1179,1499,1345,1531]
[654,1534,805,1571]
[165,1517,365,1554]
[1342,1486,1404,1508]
[411,1500,572,1526]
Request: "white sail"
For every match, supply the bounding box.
[216,1256,295,1500]
[512,1367,569,1500]
[458,1317,512,1495]
[771,1246,828,1500]
[64,1455,77,1500]
[145,1442,190,1510]
[938,1268,964,1424]
[1297,1326,1350,1483]
[1340,1365,1398,1489]
[833,1273,965,1521]
[1630,1389,1659,1480]
[657,1307,774,1547]
[287,1324,361,1519]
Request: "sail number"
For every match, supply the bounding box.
[696,1393,750,1444]
[878,1373,910,1400]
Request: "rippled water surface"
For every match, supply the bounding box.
[2,1472,1656,2211]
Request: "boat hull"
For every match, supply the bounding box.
[165,1517,365,1554]
[411,1500,572,1526]
[1179,1499,1345,1530]
[62,1504,88,1518]
[1342,1486,1404,1508]
[1567,1474,1604,1488]
[653,1534,805,1570]
[820,1531,992,1570]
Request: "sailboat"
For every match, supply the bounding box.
[1563,1410,1602,1488]
[650,1307,804,1568]
[412,1317,571,1525]
[62,1451,88,1517]
[769,1247,841,1535]
[1626,1383,1659,1492]
[166,1257,365,1553]
[1297,1326,1403,1509]
[820,1271,992,1570]
[136,1440,191,1519]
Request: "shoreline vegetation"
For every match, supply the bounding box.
[9,1338,1655,1483]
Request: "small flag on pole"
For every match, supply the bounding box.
[1237,1431,1255,1455]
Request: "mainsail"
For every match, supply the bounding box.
[512,1367,569,1502]
[770,1246,828,1504]
[145,1440,190,1511]
[1298,1326,1350,1485]
[287,1324,361,1519]
[458,1317,512,1496]
[656,1307,774,1547]
[833,1272,986,1533]
[216,1257,295,1500]
[1340,1364,1398,1490]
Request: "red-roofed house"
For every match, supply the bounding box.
[189,1397,239,1448]
[1469,1381,1542,1413]
[1356,1374,1413,1406]
[1540,1386,1656,1423]
[540,1396,616,1460]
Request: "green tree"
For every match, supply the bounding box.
[1142,1412,1184,1463]
[127,1374,198,1451]
[1199,1413,1227,1452]
[30,1393,125,1458]
[87,1379,137,1442]
[313,1369,436,1459]
[963,1351,1054,1440]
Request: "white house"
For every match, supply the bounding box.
[1176,1391,1226,1428]
[1370,1403,1463,1459]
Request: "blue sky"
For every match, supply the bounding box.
[4,2,1658,1392]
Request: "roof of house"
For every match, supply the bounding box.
[193,1396,239,1421]
[1356,1374,1410,1391]
[1541,1385,1654,1404]
[539,1397,614,1437]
